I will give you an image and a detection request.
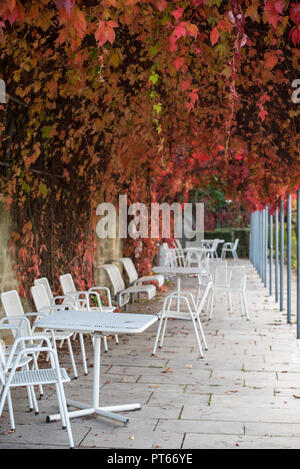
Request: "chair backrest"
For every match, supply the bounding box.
[215,264,229,288]
[207,260,227,283]
[31,284,51,314]
[1,290,26,337]
[117,258,138,284]
[34,277,54,303]
[0,339,6,384]
[228,265,246,290]
[101,264,125,295]
[175,239,183,252]
[233,238,239,250]
[212,239,220,250]
[196,281,212,315]
[60,274,76,295]
[162,243,175,267]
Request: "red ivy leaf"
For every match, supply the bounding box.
[172,7,183,21]
[95,20,118,47]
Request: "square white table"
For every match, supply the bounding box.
[34,310,157,425]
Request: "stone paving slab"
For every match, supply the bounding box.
[1,260,300,449]
[182,433,300,449]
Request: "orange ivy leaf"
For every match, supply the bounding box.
[210,26,219,46]
[264,51,278,69]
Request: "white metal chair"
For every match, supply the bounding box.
[201,239,223,258]
[31,284,79,379]
[1,289,78,380]
[185,247,206,267]
[162,243,182,268]
[101,264,156,310]
[34,276,89,372]
[208,261,229,320]
[0,335,74,448]
[152,281,212,358]
[116,257,164,288]
[1,290,53,397]
[0,323,37,413]
[221,238,239,261]
[209,265,249,320]
[227,265,249,320]
[59,273,117,354]
[174,239,188,266]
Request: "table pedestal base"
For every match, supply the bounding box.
[47,400,141,424]
[46,335,141,426]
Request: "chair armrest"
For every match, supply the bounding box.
[65,290,102,311]
[0,324,22,337]
[5,336,59,374]
[223,242,233,248]
[0,316,31,335]
[89,286,112,307]
[37,305,67,313]
[24,312,47,318]
[52,295,68,305]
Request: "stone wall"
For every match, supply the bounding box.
[94,234,123,288]
[0,200,19,340]
[0,200,123,341]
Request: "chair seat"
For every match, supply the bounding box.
[4,348,33,368]
[125,284,156,299]
[10,367,70,387]
[158,310,196,320]
[137,274,164,288]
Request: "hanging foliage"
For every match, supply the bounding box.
[0,0,299,295]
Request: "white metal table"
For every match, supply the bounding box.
[34,310,157,425]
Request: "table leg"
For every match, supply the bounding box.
[46,335,141,425]
[176,277,181,313]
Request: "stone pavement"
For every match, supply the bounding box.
[1,259,300,449]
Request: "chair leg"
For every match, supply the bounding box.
[79,334,88,376]
[227,290,232,312]
[7,390,15,431]
[196,317,208,351]
[30,385,39,415]
[25,363,40,413]
[55,381,74,448]
[209,291,215,320]
[54,381,67,430]
[191,316,204,358]
[31,352,44,397]
[240,293,244,317]
[243,291,250,320]
[152,314,164,355]
[103,336,108,353]
[159,318,168,348]
[26,383,34,411]
[66,337,78,379]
